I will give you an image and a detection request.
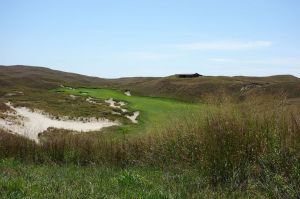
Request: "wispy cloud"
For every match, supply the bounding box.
[173,41,272,51]
[208,57,300,65]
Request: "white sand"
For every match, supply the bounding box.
[121,108,127,113]
[0,103,119,142]
[118,101,126,106]
[105,98,122,108]
[112,111,121,115]
[104,98,139,123]
[86,97,98,104]
[69,95,77,99]
[105,98,126,109]
[126,111,140,123]
[105,98,126,112]
[124,91,131,96]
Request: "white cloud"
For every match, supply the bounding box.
[173,41,272,51]
[208,57,300,65]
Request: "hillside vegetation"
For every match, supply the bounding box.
[1,65,300,102]
[0,65,300,198]
[1,95,300,198]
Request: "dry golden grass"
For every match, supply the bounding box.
[1,96,299,191]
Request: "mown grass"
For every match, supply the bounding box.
[57,87,201,133]
[1,93,300,198]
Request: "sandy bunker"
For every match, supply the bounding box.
[0,103,119,141]
[104,98,140,123]
[124,91,131,96]
[126,111,139,124]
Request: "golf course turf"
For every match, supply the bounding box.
[58,87,201,133]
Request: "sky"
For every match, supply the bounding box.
[1,0,300,78]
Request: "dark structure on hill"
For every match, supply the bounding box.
[176,73,202,78]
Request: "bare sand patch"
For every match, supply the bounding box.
[86,97,99,104]
[69,95,77,99]
[105,98,139,123]
[126,111,140,123]
[0,103,119,142]
[124,91,131,96]
[105,98,122,108]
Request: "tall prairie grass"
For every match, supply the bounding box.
[1,96,300,195]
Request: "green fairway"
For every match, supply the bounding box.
[58,87,200,132]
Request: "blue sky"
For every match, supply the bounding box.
[1,0,299,77]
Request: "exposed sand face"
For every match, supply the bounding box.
[126,111,140,123]
[0,103,119,142]
[124,91,131,96]
[118,101,126,106]
[121,108,127,113]
[69,95,77,99]
[104,98,139,123]
[86,97,98,104]
[112,111,121,115]
[105,98,121,108]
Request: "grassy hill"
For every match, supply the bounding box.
[0,65,111,89]
[1,65,299,102]
[1,65,300,198]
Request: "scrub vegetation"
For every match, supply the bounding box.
[1,66,300,198]
[1,93,300,198]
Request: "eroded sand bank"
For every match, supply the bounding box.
[126,111,140,123]
[0,103,119,141]
[104,98,139,123]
